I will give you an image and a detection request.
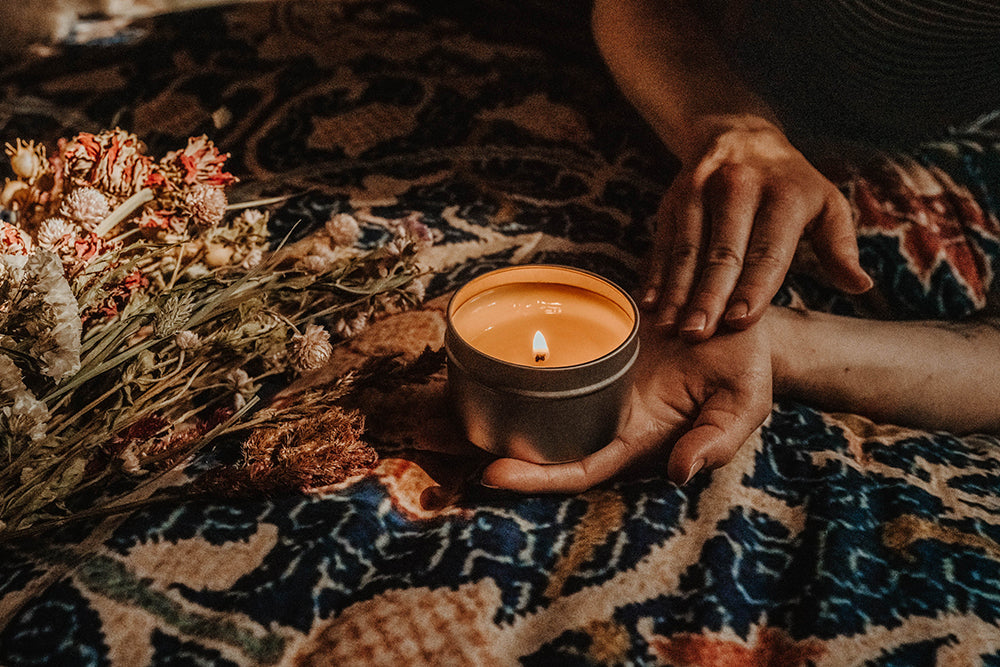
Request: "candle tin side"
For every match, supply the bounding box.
[445,265,640,464]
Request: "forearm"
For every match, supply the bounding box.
[591,0,780,161]
[765,307,1000,434]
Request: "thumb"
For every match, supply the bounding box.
[481,388,670,493]
[666,387,769,485]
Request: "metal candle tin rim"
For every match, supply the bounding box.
[445,265,640,395]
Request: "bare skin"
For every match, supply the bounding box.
[591,0,873,341]
[480,309,1000,493]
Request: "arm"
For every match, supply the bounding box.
[593,0,871,339]
[771,309,1000,435]
[480,308,1000,493]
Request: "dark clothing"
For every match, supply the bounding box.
[723,0,1000,146]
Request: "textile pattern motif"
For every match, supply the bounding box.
[1,1,999,665]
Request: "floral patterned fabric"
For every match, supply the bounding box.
[1,1,1000,665]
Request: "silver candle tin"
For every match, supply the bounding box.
[445,265,640,463]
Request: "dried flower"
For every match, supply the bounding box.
[336,312,369,339]
[36,217,78,249]
[4,139,48,183]
[0,355,50,444]
[159,136,237,188]
[298,254,331,274]
[290,324,333,372]
[202,241,234,268]
[226,368,254,395]
[0,129,421,537]
[326,212,362,247]
[3,251,82,381]
[60,129,155,197]
[174,330,201,350]
[241,247,264,270]
[154,292,197,337]
[59,186,112,230]
[184,184,227,228]
[1,221,32,254]
[405,278,426,303]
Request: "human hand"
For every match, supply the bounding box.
[479,320,774,493]
[643,122,872,340]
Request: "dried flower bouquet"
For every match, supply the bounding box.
[0,129,426,538]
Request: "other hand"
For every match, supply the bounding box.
[643,122,872,340]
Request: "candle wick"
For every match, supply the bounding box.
[535,353,546,363]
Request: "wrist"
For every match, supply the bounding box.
[679,113,785,163]
[760,305,803,398]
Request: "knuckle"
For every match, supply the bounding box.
[669,242,700,264]
[708,162,758,195]
[705,245,744,269]
[744,247,789,272]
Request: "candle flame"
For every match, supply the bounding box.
[533,330,548,363]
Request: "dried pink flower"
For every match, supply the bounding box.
[325,212,361,247]
[59,186,112,230]
[60,129,156,197]
[397,213,433,250]
[290,323,333,372]
[1,221,32,254]
[160,136,237,187]
[184,184,227,228]
[36,217,78,249]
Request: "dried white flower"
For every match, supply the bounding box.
[235,209,268,233]
[405,279,426,303]
[226,368,253,394]
[174,330,201,350]
[290,323,333,372]
[184,184,227,227]
[59,186,112,230]
[335,312,369,339]
[36,217,78,249]
[2,251,82,381]
[325,212,361,247]
[119,445,143,475]
[0,355,50,443]
[240,247,264,270]
[297,254,331,274]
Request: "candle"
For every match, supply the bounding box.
[449,282,634,367]
[445,265,639,464]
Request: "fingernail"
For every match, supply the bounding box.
[480,479,502,490]
[641,288,658,307]
[657,305,678,328]
[861,273,874,292]
[724,300,749,323]
[680,310,707,334]
[681,459,705,485]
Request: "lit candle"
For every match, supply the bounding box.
[445,265,639,463]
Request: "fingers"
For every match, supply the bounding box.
[645,183,704,329]
[810,193,873,294]
[717,192,807,332]
[676,164,759,339]
[665,387,770,485]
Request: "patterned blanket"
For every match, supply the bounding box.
[2,1,1000,665]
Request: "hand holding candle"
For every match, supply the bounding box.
[479,317,774,492]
